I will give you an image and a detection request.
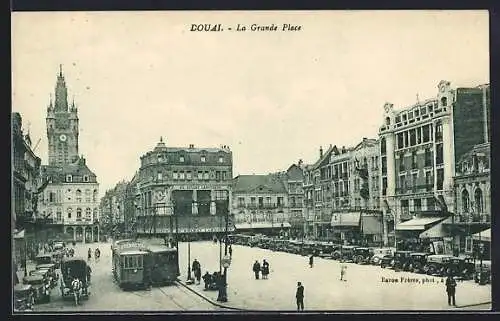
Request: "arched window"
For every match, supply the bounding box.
[93,189,98,202]
[85,189,91,202]
[474,188,483,214]
[56,207,62,221]
[385,117,391,125]
[93,208,98,220]
[76,208,82,219]
[441,97,447,107]
[67,207,73,218]
[380,138,386,155]
[76,189,82,202]
[85,207,92,219]
[461,190,469,213]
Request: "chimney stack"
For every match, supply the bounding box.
[189,144,194,149]
[319,146,323,158]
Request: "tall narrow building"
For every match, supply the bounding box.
[46,65,79,166]
[38,66,100,243]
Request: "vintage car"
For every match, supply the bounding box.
[474,260,491,285]
[393,251,413,271]
[339,245,357,262]
[35,253,54,266]
[53,241,65,251]
[370,248,394,265]
[298,241,317,256]
[407,252,429,273]
[51,250,65,268]
[380,254,395,269]
[424,254,454,276]
[317,244,340,259]
[23,275,51,304]
[14,284,35,311]
[353,247,372,264]
[36,263,59,284]
[446,256,475,280]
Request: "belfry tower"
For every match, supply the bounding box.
[46,65,80,166]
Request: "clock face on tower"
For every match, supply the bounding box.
[59,134,67,142]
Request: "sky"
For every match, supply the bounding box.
[11,10,489,197]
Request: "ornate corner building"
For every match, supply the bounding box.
[37,66,100,243]
[379,81,490,250]
[131,138,234,238]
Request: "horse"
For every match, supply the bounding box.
[71,278,83,306]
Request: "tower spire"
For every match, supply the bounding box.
[54,65,68,112]
[59,64,63,77]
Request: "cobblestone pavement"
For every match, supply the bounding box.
[170,240,492,311]
[15,241,226,312]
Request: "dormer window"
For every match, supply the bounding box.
[66,175,73,182]
[179,156,185,163]
[201,156,206,163]
[83,175,89,182]
[219,156,224,163]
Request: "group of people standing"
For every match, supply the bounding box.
[87,247,101,262]
[252,259,270,280]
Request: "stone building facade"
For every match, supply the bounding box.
[232,174,290,236]
[133,138,234,237]
[379,81,490,247]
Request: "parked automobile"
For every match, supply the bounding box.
[474,260,491,285]
[14,284,34,311]
[407,252,429,273]
[370,248,394,265]
[339,245,357,262]
[317,242,336,258]
[36,263,59,286]
[35,253,54,266]
[23,275,51,304]
[424,254,454,276]
[380,254,395,269]
[446,256,474,280]
[353,247,372,264]
[53,241,65,251]
[393,251,412,271]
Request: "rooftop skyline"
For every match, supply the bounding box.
[12,11,489,196]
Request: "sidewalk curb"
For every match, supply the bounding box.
[175,280,249,311]
[455,301,492,309]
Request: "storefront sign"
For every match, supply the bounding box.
[172,185,229,191]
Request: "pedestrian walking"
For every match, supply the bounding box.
[252,260,261,280]
[87,248,92,261]
[229,245,233,257]
[261,259,270,279]
[94,248,101,262]
[192,259,201,285]
[445,274,457,306]
[309,254,314,268]
[295,281,305,311]
[340,264,347,281]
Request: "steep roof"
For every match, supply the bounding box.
[286,164,304,181]
[310,145,335,170]
[232,175,287,194]
[41,157,97,183]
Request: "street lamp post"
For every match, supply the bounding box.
[187,202,193,283]
[217,199,229,302]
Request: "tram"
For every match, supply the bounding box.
[146,245,180,286]
[112,239,180,290]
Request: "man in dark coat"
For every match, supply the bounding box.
[252,260,261,280]
[192,259,201,285]
[261,259,270,279]
[229,245,233,257]
[309,255,314,268]
[296,282,305,311]
[445,275,457,306]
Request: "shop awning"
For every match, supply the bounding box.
[419,217,451,238]
[472,228,491,242]
[395,217,447,231]
[235,222,291,230]
[331,212,361,227]
[361,216,383,235]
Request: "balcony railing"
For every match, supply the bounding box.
[456,214,491,223]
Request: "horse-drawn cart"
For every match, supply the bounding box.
[60,257,91,305]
